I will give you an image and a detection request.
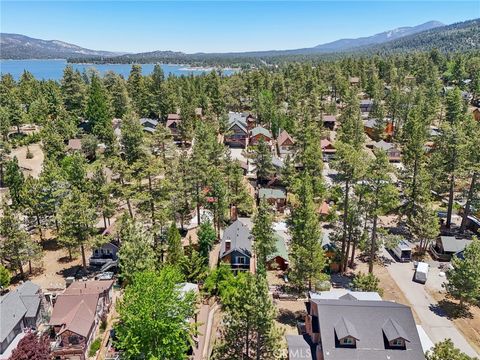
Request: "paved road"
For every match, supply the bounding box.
[382,249,479,357]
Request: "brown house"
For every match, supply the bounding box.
[349,76,360,86]
[277,130,295,156]
[258,187,287,212]
[322,115,337,130]
[250,126,273,145]
[473,108,480,122]
[50,280,114,360]
[225,112,249,148]
[321,139,336,161]
[364,118,394,139]
[372,140,401,162]
[166,114,182,140]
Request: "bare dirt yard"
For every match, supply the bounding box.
[428,290,480,354]
[9,143,44,178]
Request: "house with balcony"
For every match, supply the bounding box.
[219,219,253,272]
[50,280,114,360]
[224,112,249,148]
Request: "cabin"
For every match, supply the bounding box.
[50,280,114,360]
[140,118,159,133]
[89,242,119,267]
[0,282,46,358]
[372,140,401,162]
[166,114,182,140]
[363,118,394,139]
[349,77,360,86]
[219,220,253,272]
[473,108,480,122]
[258,187,287,213]
[224,112,249,148]
[267,233,289,270]
[277,130,295,156]
[360,99,374,113]
[322,115,337,130]
[321,139,336,161]
[317,201,330,218]
[250,126,273,145]
[430,236,473,261]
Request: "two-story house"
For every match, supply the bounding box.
[224,112,249,148]
[219,219,253,272]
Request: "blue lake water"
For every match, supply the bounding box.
[0,59,236,81]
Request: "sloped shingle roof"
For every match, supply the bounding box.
[220,220,252,258]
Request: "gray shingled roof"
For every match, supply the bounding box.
[312,299,424,360]
[220,219,252,258]
[259,187,287,200]
[286,335,313,360]
[373,140,395,151]
[0,291,27,343]
[440,236,472,253]
[335,317,360,340]
[228,112,248,128]
[382,318,410,342]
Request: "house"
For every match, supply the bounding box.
[250,125,273,145]
[0,281,46,359]
[321,139,336,161]
[139,118,159,133]
[286,335,313,360]
[277,130,295,156]
[360,99,374,113]
[309,289,383,301]
[258,187,287,212]
[317,201,330,217]
[219,220,253,272]
[166,114,182,140]
[225,112,249,148]
[349,77,360,86]
[50,280,114,360]
[266,233,289,270]
[364,118,394,139]
[473,108,480,122]
[67,138,82,152]
[89,241,119,267]
[372,140,401,162]
[430,236,473,261]
[322,115,337,131]
[298,298,425,360]
[195,107,203,119]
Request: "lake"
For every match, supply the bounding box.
[0,59,236,81]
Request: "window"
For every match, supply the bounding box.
[340,337,355,345]
[237,256,246,264]
[391,338,404,347]
[68,335,79,345]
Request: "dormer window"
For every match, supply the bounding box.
[340,337,356,346]
[391,338,405,347]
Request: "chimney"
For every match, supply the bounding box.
[225,239,231,252]
[230,205,238,221]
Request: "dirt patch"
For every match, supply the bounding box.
[273,299,306,335]
[429,290,480,354]
[9,143,44,178]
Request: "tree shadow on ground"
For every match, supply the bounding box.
[41,238,62,251]
[58,256,77,264]
[277,309,306,327]
[429,299,473,320]
[58,264,86,279]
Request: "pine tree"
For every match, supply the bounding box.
[104,72,132,119]
[85,74,114,146]
[214,273,282,360]
[198,220,216,262]
[166,222,184,265]
[61,65,86,118]
[364,150,399,273]
[252,199,276,274]
[120,111,146,165]
[289,173,327,291]
[4,156,25,209]
[253,138,274,183]
[127,65,148,116]
[337,90,364,149]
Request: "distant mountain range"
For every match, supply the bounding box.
[1,19,479,63]
[0,33,125,59]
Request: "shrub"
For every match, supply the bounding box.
[351,272,383,296]
[88,338,101,357]
[26,146,34,159]
[0,265,10,289]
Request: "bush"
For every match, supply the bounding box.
[88,338,101,357]
[100,319,107,333]
[0,265,10,289]
[26,146,34,159]
[351,272,383,296]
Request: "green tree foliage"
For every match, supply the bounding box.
[57,188,96,270]
[252,198,276,274]
[198,220,216,261]
[213,273,282,360]
[85,74,114,146]
[4,156,24,208]
[426,339,478,360]
[0,264,11,289]
[127,65,148,117]
[0,203,40,279]
[289,173,327,291]
[253,138,274,183]
[351,272,383,295]
[166,222,184,265]
[117,216,156,284]
[120,111,146,165]
[61,65,86,118]
[444,237,480,307]
[115,268,197,360]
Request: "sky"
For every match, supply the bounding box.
[1,1,478,53]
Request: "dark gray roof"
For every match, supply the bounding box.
[220,219,252,258]
[382,318,410,342]
[286,335,313,360]
[334,317,359,340]
[312,299,424,360]
[228,112,248,130]
[140,118,159,127]
[440,236,472,253]
[0,291,27,343]
[16,281,40,296]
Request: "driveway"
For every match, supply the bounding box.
[382,249,479,357]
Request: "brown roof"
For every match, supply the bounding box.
[167,113,181,120]
[322,115,337,123]
[317,201,330,215]
[50,293,99,337]
[182,227,199,248]
[64,280,114,296]
[277,130,294,146]
[166,118,181,128]
[67,138,82,151]
[349,76,360,83]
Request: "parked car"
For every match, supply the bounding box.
[414,262,429,284]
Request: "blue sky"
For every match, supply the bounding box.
[1,1,478,53]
